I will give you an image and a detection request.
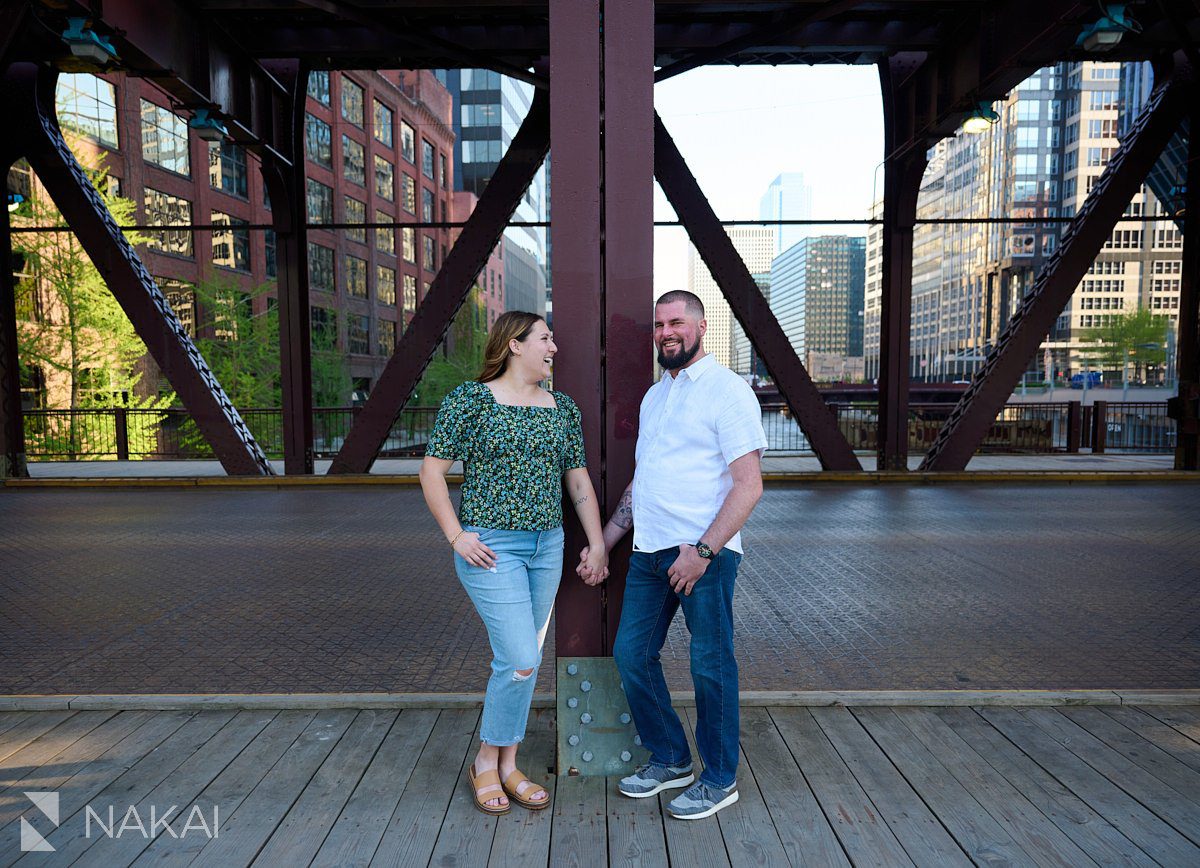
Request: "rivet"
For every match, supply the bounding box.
[620,751,632,762]
[580,712,593,724]
[568,734,579,746]
[567,697,578,708]
[634,735,642,746]
[568,766,580,776]
[566,664,578,676]
[582,750,594,762]
[619,713,631,724]
[580,680,592,692]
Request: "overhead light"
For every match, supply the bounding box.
[7,194,24,213]
[1076,4,1140,53]
[189,109,229,143]
[961,102,999,134]
[61,18,119,67]
[1168,183,1187,218]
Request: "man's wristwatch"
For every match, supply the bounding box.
[695,541,714,560]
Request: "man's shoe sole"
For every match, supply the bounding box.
[669,788,739,820]
[618,773,695,799]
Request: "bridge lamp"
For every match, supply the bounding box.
[1076,4,1140,53]
[961,102,999,135]
[189,109,230,143]
[61,18,119,67]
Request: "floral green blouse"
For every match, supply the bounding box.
[426,380,587,531]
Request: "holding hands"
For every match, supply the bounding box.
[576,545,609,586]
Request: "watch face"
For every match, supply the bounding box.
[696,542,714,559]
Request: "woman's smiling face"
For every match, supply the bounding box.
[510,319,556,379]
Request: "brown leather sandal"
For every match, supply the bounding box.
[502,769,550,810]
[468,764,510,815]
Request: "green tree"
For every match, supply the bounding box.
[1079,307,1170,382]
[414,286,489,408]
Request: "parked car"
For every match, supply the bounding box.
[1070,371,1102,389]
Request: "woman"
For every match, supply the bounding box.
[420,311,608,815]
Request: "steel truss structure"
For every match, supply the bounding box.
[1,1,1198,648]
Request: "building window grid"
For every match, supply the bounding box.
[306,179,333,224]
[374,155,395,201]
[378,319,396,356]
[208,141,248,198]
[349,314,370,355]
[343,196,366,243]
[55,73,119,149]
[307,71,331,105]
[344,253,368,298]
[211,211,250,272]
[343,135,366,186]
[375,209,395,255]
[308,243,335,293]
[140,100,190,176]
[305,114,332,168]
[400,122,416,163]
[341,77,364,127]
[373,100,394,147]
[377,265,397,305]
[143,188,194,258]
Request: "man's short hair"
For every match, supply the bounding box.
[655,290,705,319]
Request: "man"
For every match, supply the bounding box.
[579,290,766,820]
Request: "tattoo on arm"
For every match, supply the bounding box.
[574,494,589,506]
[612,488,634,529]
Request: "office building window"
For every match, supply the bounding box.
[55,73,118,149]
[402,173,416,213]
[440,153,448,190]
[344,196,366,243]
[208,141,247,198]
[349,314,370,355]
[304,114,331,167]
[400,121,415,163]
[378,318,396,356]
[211,211,250,271]
[344,253,367,298]
[160,282,195,338]
[422,187,434,222]
[211,290,250,340]
[341,77,364,127]
[377,264,396,305]
[143,188,193,257]
[423,234,436,271]
[375,209,395,255]
[402,227,416,263]
[265,229,277,278]
[374,100,394,147]
[307,70,330,105]
[343,135,365,186]
[374,155,394,201]
[141,100,190,176]
[262,179,272,211]
[403,273,417,311]
[306,179,333,224]
[311,306,337,347]
[308,243,334,293]
[422,140,435,179]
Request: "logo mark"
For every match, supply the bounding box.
[21,791,59,852]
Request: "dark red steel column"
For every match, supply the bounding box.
[601,0,655,646]
[922,66,1193,471]
[1173,109,1200,470]
[4,63,273,476]
[550,0,605,657]
[261,60,314,475]
[0,200,26,478]
[877,57,929,472]
[328,90,550,474]
[654,117,861,471]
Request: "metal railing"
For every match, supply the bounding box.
[21,401,1173,461]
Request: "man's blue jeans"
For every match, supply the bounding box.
[613,546,742,788]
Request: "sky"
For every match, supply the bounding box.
[651,64,885,292]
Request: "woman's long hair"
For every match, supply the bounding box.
[478,311,544,383]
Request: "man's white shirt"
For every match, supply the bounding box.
[632,353,768,555]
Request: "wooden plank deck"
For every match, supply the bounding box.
[2,705,1200,866]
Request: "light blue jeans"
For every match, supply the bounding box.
[454,524,564,746]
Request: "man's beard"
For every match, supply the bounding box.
[658,335,701,370]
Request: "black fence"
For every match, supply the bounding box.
[22,400,1173,461]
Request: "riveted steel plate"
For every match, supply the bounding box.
[557,657,649,776]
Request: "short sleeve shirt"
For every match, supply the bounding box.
[632,354,767,554]
[425,380,586,530]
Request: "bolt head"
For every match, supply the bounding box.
[566,664,578,676]
[620,751,632,762]
[582,750,594,762]
[634,735,642,746]
[580,712,593,724]
[580,680,592,692]
[568,734,579,746]
[567,697,578,708]
[619,713,631,724]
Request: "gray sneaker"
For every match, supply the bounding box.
[667,781,739,820]
[617,762,695,798]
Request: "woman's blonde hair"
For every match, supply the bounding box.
[478,311,545,383]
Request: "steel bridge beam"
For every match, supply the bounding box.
[653,115,861,472]
[260,60,315,475]
[0,199,25,478]
[921,63,1194,472]
[327,89,551,475]
[1172,107,1200,470]
[4,63,274,476]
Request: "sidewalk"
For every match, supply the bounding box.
[16,452,1180,478]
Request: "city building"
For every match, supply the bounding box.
[769,235,866,381]
[450,191,504,330]
[730,274,771,380]
[863,60,1182,383]
[30,68,457,406]
[759,172,814,256]
[435,69,547,319]
[690,226,774,369]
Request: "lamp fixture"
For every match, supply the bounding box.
[6,194,24,214]
[61,18,119,67]
[1076,4,1140,53]
[189,109,229,143]
[961,102,1000,135]
[1168,183,1187,219]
